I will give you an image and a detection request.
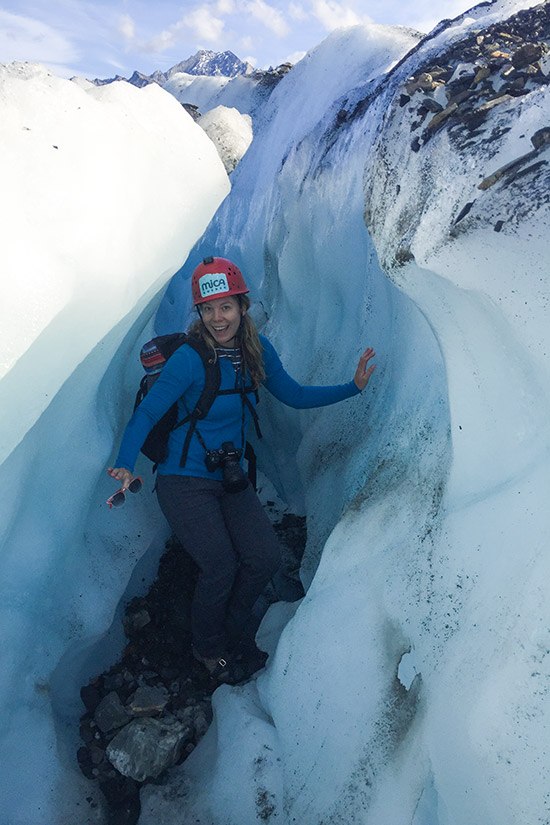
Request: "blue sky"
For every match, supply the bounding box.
[0,0,476,79]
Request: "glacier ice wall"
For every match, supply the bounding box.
[144,4,550,825]
[0,63,229,824]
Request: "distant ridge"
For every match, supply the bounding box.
[92,49,255,87]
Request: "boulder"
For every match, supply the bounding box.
[126,685,170,717]
[94,692,130,734]
[511,42,543,69]
[531,127,550,150]
[106,716,192,782]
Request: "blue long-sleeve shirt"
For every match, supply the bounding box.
[114,334,360,480]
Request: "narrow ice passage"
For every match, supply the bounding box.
[142,8,550,825]
[140,26,452,825]
[1,3,549,823]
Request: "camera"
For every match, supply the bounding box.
[205,441,248,493]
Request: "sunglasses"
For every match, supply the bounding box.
[106,476,143,509]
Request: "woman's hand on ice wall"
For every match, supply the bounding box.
[353,347,376,391]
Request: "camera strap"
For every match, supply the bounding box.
[178,385,261,470]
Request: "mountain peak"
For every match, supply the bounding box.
[167,50,254,78]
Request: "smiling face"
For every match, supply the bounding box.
[199,295,244,347]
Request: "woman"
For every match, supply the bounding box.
[108,256,376,681]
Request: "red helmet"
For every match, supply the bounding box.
[191,256,249,305]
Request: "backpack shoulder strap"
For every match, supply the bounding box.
[184,335,222,419]
[171,335,221,468]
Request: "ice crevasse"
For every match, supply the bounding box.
[145,5,550,825]
[0,0,549,821]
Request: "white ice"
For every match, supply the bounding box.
[198,106,253,174]
[0,63,229,824]
[163,71,262,120]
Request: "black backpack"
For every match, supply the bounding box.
[133,332,261,483]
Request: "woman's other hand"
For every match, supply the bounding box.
[107,467,135,491]
[353,347,376,391]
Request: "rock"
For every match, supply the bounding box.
[80,720,95,745]
[497,31,522,44]
[531,127,550,150]
[94,692,130,734]
[446,75,475,98]
[405,72,439,95]
[489,56,511,70]
[399,93,411,107]
[192,710,209,739]
[421,97,444,113]
[106,716,191,782]
[126,685,170,717]
[175,706,196,726]
[98,773,140,807]
[511,42,543,69]
[508,75,526,91]
[123,608,151,636]
[428,65,454,82]
[411,137,421,152]
[418,73,437,91]
[77,746,95,780]
[78,515,307,803]
[463,93,515,130]
[424,102,458,133]
[80,683,102,713]
[505,159,547,185]
[453,201,475,224]
[90,745,106,765]
[494,220,505,232]
[474,66,491,84]
[447,88,477,107]
[182,103,201,121]
[103,672,125,692]
[395,246,415,265]
[478,147,538,190]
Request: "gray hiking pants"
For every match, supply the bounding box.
[156,475,281,658]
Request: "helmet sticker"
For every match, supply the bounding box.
[198,272,229,298]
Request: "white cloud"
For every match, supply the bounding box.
[141,5,225,54]
[216,0,236,12]
[145,29,177,53]
[289,2,309,21]
[0,9,78,64]
[118,13,135,42]
[185,6,225,41]
[245,0,289,37]
[243,54,257,66]
[311,0,366,30]
[240,34,254,49]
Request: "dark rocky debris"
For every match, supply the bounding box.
[402,1,550,151]
[78,511,306,825]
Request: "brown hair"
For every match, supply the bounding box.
[188,295,266,387]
